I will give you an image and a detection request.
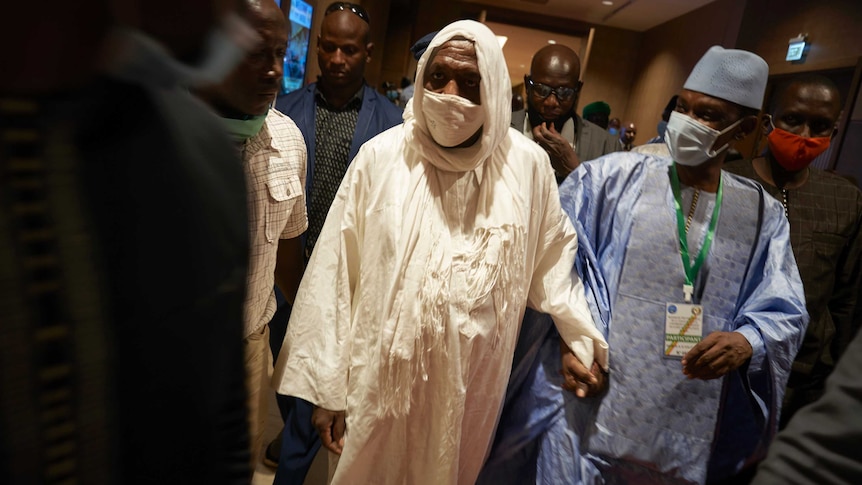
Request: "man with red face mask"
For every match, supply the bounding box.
[725,74,862,428]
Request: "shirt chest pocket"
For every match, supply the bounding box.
[265,175,303,243]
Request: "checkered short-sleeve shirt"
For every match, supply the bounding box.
[242,109,308,336]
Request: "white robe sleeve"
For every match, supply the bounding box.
[526,166,610,371]
[272,159,364,412]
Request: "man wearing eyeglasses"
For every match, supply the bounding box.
[269,1,402,482]
[512,44,620,183]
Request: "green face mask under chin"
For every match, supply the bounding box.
[222,114,267,143]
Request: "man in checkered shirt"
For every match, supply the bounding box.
[197,0,307,469]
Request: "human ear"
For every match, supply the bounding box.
[736,115,759,139]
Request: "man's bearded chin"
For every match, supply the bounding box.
[527,105,571,133]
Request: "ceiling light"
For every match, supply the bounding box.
[602,1,614,5]
[547,40,557,44]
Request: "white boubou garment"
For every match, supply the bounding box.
[274,19,607,485]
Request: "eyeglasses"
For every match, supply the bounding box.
[325,2,370,24]
[526,77,578,102]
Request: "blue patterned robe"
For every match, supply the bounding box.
[478,153,808,484]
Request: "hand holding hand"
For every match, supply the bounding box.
[560,339,605,397]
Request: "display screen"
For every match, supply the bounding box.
[283,0,313,94]
[786,40,806,62]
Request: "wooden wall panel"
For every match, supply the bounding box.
[378,0,421,92]
[622,0,745,144]
[578,26,642,133]
[736,0,862,76]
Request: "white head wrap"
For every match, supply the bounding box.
[378,21,520,418]
[683,45,769,110]
[402,20,512,172]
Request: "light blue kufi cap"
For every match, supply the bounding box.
[684,45,768,110]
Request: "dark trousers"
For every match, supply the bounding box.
[273,398,322,485]
[269,289,322,485]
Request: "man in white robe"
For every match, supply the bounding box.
[272,20,608,485]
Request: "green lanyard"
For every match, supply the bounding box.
[670,163,723,303]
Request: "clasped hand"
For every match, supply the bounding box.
[560,338,606,398]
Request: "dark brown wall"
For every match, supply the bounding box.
[736,0,862,75]
[304,0,862,168]
[378,0,421,90]
[578,26,642,128]
[735,0,862,174]
[358,0,393,89]
[623,0,746,143]
[296,0,393,89]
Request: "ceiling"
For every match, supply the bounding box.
[463,0,718,32]
[467,0,719,87]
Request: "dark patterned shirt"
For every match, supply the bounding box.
[725,159,862,417]
[306,87,364,254]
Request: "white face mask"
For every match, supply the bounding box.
[665,111,743,166]
[422,91,485,148]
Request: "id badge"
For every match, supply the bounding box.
[664,303,704,358]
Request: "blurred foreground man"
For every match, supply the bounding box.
[1,0,258,482]
[725,74,862,428]
[273,20,609,485]
[752,327,862,485]
[480,46,808,485]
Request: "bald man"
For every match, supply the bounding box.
[620,121,637,150]
[196,0,308,468]
[512,44,620,183]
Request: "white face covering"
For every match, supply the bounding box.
[422,91,485,148]
[665,111,743,166]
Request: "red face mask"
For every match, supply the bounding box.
[766,124,831,172]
